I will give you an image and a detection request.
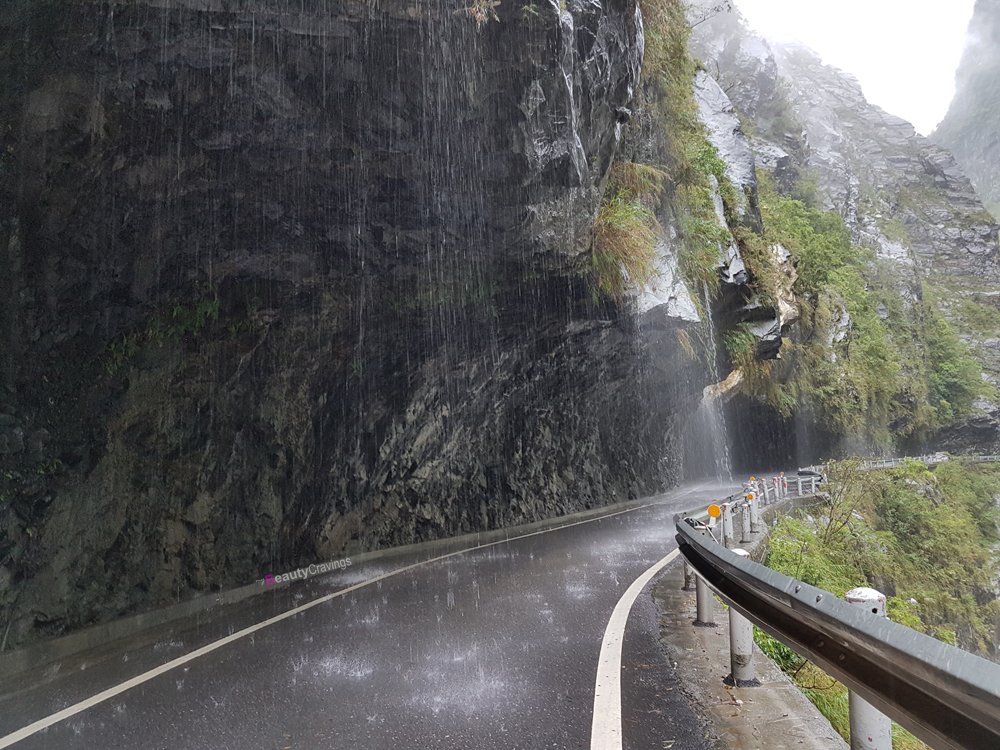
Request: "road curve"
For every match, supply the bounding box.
[0,480,736,749]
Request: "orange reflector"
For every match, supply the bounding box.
[746,493,754,501]
[707,504,722,518]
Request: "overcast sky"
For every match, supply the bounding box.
[734,0,976,134]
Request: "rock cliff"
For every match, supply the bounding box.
[934,0,1000,218]
[1,0,706,647]
[687,1,1000,465]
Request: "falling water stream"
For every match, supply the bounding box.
[685,283,734,481]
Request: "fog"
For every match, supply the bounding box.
[735,0,976,134]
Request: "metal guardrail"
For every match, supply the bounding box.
[675,515,1000,750]
[686,474,818,525]
[799,453,1000,476]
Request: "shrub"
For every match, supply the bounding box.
[607,161,667,201]
[954,297,1000,336]
[921,289,983,422]
[722,323,756,368]
[460,0,500,27]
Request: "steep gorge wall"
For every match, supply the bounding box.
[0,0,716,648]
[686,2,1000,466]
[934,0,1000,218]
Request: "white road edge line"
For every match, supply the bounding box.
[0,494,699,749]
[590,548,681,750]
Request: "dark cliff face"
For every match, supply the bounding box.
[0,0,692,646]
[934,0,1000,218]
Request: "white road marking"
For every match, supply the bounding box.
[0,491,710,749]
[590,548,682,750]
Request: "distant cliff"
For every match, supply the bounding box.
[934,0,1000,218]
[686,0,1000,464]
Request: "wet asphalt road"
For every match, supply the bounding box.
[0,481,735,750]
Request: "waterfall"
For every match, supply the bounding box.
[684,283,734,481]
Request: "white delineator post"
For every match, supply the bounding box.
[740,502,752,543]
[727,549,759,686]
[721,503,735,548]
[844,587,893,750]
[748,493,761,533]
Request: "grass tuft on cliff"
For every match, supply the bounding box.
[592,193,660,299]
[591,161,666,298]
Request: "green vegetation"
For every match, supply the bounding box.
[951,295,1000,337]
[878,215,911,245]
[787,167,822,208]
[519,3,539,19]
[598,0,983,448]
[592,192,660,299]
[589,0,701,299]
[921,289,984,421]
[757,460,1000,749]
[104,293,220,375]
[733,172,985,446]
[146,297,220,345]
[722,322,756,369]
[672,139,743,296]
[754,173,902,442]
[591,162,666,298]
[643,0,726,297]
[730,224,781,304]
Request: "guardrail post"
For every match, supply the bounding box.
[762,482,770,504]
[726,549,760,686]
[682,560,695,591]
[748,493,761,533]
[845,587,892,750]
[694,575,716,627]
[721,503,735,548]
[796,476,803,496]
[740,502,752,542]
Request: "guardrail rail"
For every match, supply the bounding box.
[799,453,1000,477]
[674,514,1000,750]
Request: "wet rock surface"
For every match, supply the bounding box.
[0,0,697,647]
[694,70,758,225]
